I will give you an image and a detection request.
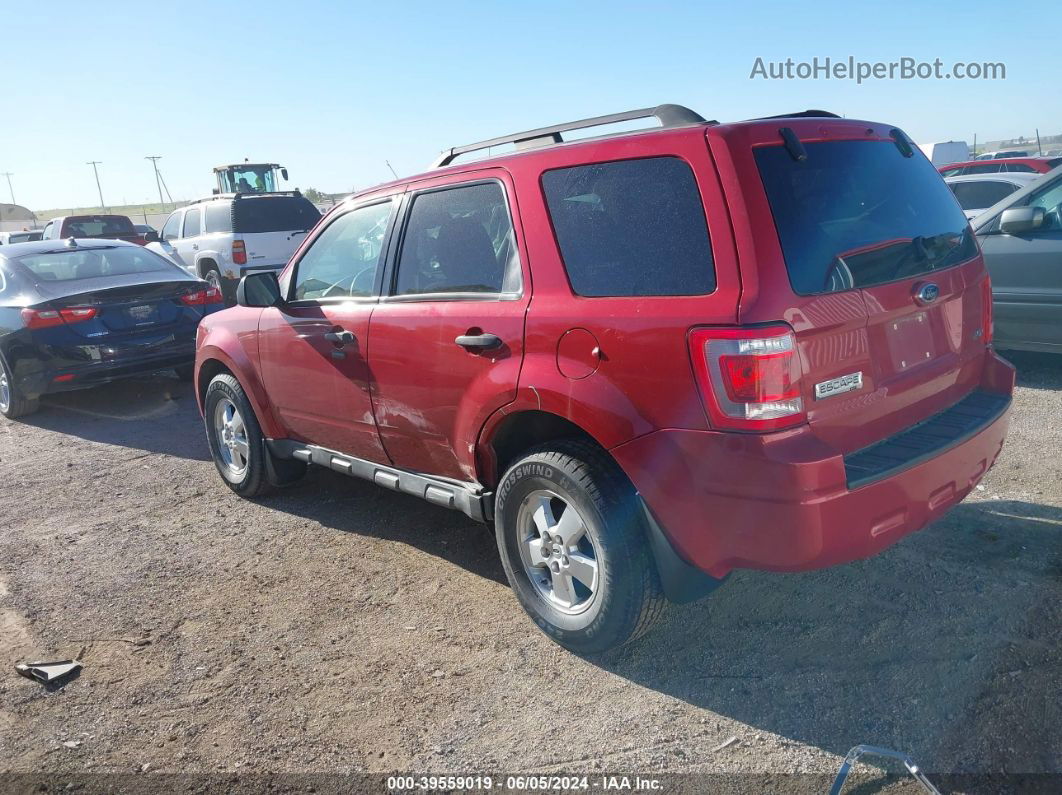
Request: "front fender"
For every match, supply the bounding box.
[194,310,284,438]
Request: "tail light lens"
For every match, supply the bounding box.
[689,325,806,432]
[21,306,98,329]
[981,275,994,345]
[180,287,224,306]
[232,240,247,265]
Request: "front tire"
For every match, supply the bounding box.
[0,355,39,419]
[204,373,274,497]
[495,439,665,654]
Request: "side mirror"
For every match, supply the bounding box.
[144,230,159,243]
[999,206,1045,235]
[281,168,289,181]
[237,271,282,308]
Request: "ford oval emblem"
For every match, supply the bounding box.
[915,283,940,304]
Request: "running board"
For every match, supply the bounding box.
[266,439,493,523]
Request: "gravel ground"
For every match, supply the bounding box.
[0,352,1059,791]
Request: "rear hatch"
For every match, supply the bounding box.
[750,130,990,452]
[231,194,321,268]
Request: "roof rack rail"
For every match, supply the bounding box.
[430,104,711,168]
[754,109,842,120]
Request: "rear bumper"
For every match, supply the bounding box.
[611,351,1016,578]
[16,344,195,398]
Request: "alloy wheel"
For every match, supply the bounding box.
[213,397,250,477]
[516,490,600,615]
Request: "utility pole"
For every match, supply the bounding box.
[86,161,105,210]
[145,156,165,206]
[1,172,14,204]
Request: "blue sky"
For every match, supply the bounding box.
[5,0,1056,210]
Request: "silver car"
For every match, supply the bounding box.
[973,164,1062,353]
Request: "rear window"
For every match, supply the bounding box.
[14,246,173,282]
[232,196,320,234]
[542,157,715,297]
[755,140,977,296]
[63,216,135,237]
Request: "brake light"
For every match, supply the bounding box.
[180,287,224,306]
[689,326,806,431]
[21,306,98,329]
[232,240,247,265]
[981,275,994,345]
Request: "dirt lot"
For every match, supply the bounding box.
[1,353,1060,790]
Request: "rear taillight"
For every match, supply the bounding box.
[232,240,247,265]
[689,325,806,432]
[981,275,994,346]
[21,306,98,329]
[180,287,224,306]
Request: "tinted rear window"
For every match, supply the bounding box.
[232,196,320,234]
[63,216,135,236]
[542,157,715,297]
[15,246,173,282]
[755,140,977,295]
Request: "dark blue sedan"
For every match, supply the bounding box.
[0,237,223,418]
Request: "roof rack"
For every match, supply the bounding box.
[430,104,711,168]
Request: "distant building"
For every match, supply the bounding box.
[0,203,38,232]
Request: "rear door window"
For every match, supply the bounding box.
[542,157,715,297]
[755,139,977,295]
[182,207,202,238]
[232,196,321,234]
[966,163,1003,174]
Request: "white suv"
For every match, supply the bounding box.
[148,192,321,302]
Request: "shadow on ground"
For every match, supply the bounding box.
[599,498,1062,774]
[24,374,209,461]
[999,350,1062,391]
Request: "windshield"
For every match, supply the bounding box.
[218,165,279,193]
[15,246,174,282]
[755,140,977,295]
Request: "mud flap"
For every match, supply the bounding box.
[639,499,727,604]
[263,439,306,487]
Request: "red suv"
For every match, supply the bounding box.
[194,105,1014,653]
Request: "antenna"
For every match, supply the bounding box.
[385,160,399,179]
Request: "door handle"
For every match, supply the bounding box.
[192,244,199,250]
[324,330,356,345]
[455,332,502,350]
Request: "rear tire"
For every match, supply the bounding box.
[494,439,665,654]
[0,355,39,420]
[204,373,274,497]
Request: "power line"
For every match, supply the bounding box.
[145,156,165,206]
[1,172,14,205]
[86,161,105,210]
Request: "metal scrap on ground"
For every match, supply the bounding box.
[14,659,82,685]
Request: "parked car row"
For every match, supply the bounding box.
[8,104,1058,653]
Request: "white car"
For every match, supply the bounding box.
[146,192,321,303]
[945,173,1041,219]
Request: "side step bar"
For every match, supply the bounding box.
[266,439,493,523]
